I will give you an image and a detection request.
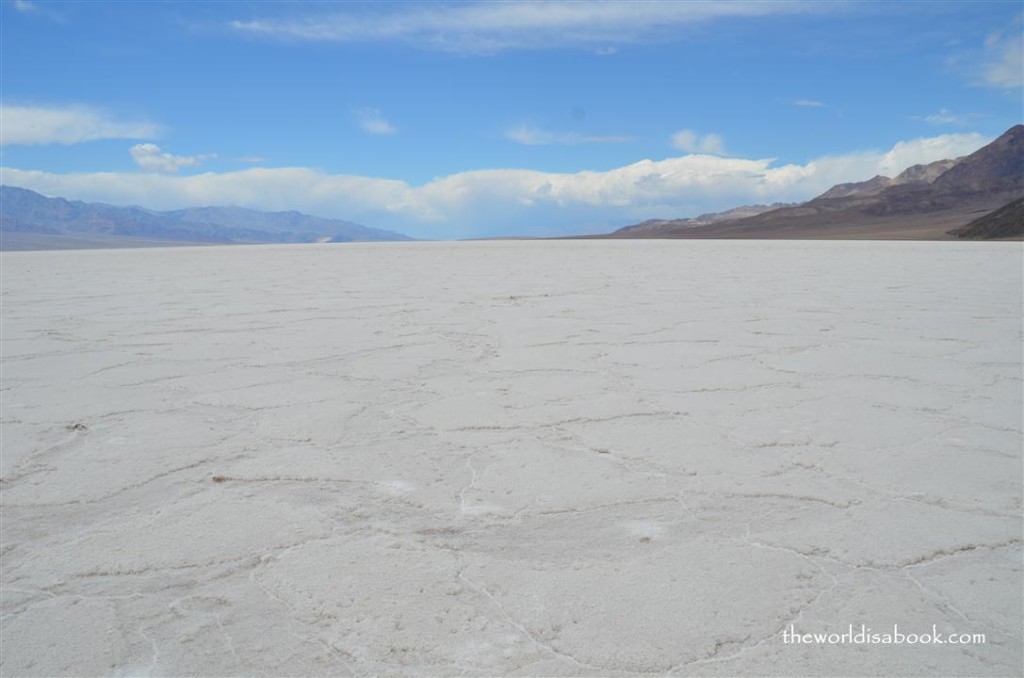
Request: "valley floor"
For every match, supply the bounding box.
[2,241,1021,676]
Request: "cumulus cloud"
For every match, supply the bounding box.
[670,130,726,155]
[0,104,161,146]
[230,1,828,53]
[870,133,986,176]
[354,108,396,135]
[130,144,215,174]
[505,125,632,146]
[2,132,990,239]
[792,99,825,107]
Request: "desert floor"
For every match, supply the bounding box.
[2,240,1021,676]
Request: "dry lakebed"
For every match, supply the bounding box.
[1,240,1021,676]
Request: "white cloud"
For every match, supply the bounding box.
[2,132,990,239]
[793,99,825,107]
[981,30,1023,89]
[670,129,726,155]
[505,124,632,146]
[14,0,38,13]
[130,144,215,174]
[354,108,396,135]
[0,104,161,146]
[230,1,828,53]
[871,133,985,176]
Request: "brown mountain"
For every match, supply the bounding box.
[616,203,794,234]
[949,197,1024,239]
[816,174,895,200]
[606,125,1023,240]
[816,157,962,200]
[895,157,962,184]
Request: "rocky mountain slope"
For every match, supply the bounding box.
[816,158,961,200]
[607,125,1023,240]
[949,197,1024,239]
[617,203,794,234]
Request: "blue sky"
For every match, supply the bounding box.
[2,1,1021,239]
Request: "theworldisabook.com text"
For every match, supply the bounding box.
[782,624,986,645]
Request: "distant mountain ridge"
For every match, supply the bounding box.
[617,203,795,234]
[817,157,961,200]
[606,125,1024,240]
[0,186,412,249]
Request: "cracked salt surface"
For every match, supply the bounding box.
[1,240,1021,676]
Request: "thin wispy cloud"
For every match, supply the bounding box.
[11,0,64,22]
[505,124,632,146]
[912,108,983,127]
[792,99,825,108]
[0,104,161,146]
[354,108,397,136]
[670,129,726,155]
[130,144,215,174]
[948,20,1024,90]
[230,1,830,53]
[981,28,1023,89]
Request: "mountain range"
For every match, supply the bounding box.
[0,187,411,250]
[616,203,796,235]
[3,126,1021,248]
[604,124,1024,240]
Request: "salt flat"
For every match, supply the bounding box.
[1,240,1021,677]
